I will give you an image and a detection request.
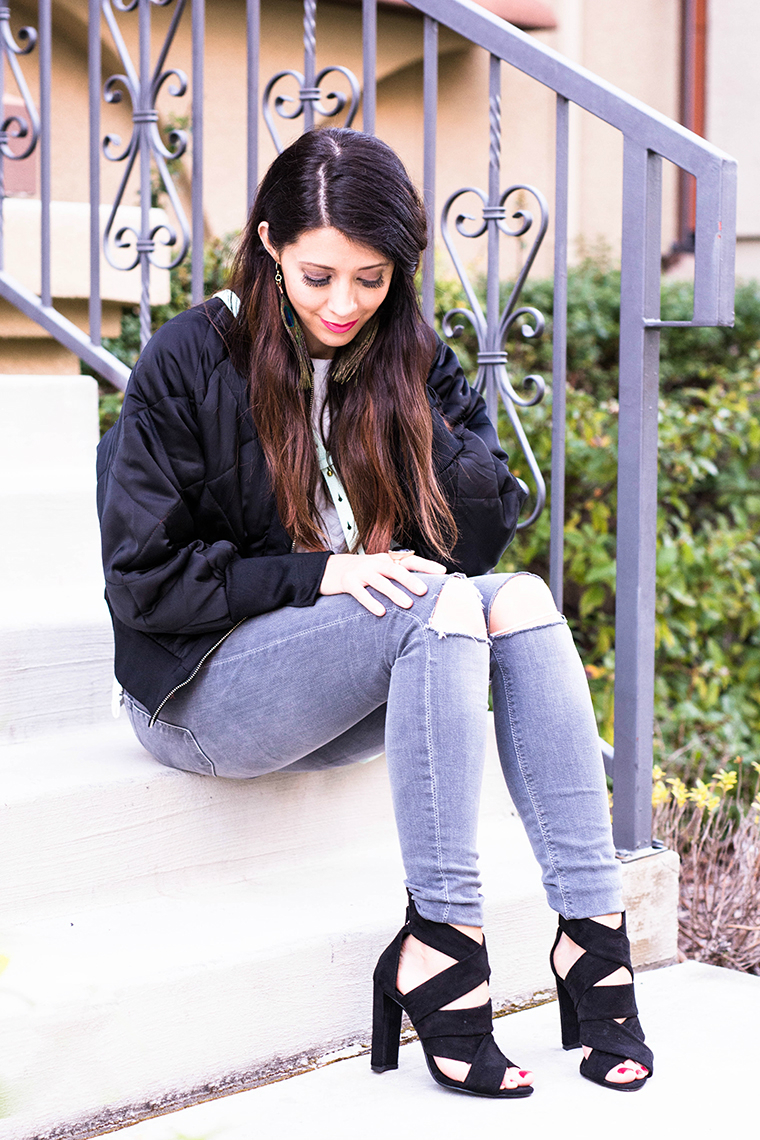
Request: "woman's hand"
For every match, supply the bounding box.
[319,552,447,617]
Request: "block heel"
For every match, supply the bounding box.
[555,976,581,1050]
[371,984,403,1072]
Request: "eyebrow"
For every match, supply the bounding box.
[300,260,390,272]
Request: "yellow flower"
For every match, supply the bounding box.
[652,764,665,782]
[714,767,737,793]
[667,777,689,806]
[688,779,720,811]
[652,781,669,807]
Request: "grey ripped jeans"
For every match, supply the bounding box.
[125,573,623,926]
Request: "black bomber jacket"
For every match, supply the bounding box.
[96,299,527,717]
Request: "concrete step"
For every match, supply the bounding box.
[92,962,760,1140]
[0,714,678,1139]
[0,373,114,741]
[0,720,555,1138]
[0,717,534,925]
[0,621,113,744]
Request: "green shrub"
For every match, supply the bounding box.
[434,263,760,776]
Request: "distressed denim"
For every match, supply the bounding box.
[125,572,622,925]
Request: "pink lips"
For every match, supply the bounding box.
[321,318,358,334]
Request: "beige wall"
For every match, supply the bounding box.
[706,0,760,280]
[536,0,681,266]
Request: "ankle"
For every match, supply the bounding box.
[450,923,484,944]
[587,912,623,930]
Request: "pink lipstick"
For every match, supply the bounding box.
[321,318,358,333]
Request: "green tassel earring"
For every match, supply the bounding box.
[275,263,314,390]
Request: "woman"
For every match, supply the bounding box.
[97,128,652,1098]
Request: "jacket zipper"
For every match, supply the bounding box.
[148,619,246,727]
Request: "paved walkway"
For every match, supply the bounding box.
[109,961,756,1140]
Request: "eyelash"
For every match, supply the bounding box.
[301,273,385,290]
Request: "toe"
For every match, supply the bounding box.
[504,1066,533,1089]
[605,1059,645,1084]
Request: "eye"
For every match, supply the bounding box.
[358,276,385,289]
[302,272,330,288]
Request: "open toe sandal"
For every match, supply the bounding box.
[550,913,653,1092]
[371,894,533,1099]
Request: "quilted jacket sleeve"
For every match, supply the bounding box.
[96,310,330,635]
[421,339,528,575]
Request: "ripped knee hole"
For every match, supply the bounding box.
[428,577,487,638]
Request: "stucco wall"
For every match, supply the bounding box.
[706,0,760,280]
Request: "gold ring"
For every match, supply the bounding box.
[388,548,415,563]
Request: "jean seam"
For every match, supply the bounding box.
[493,650,572,915]
[423,613,450,922]
[204,610,372,668]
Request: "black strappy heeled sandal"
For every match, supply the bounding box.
[371,895,533,1098]
[550,913,654,1092]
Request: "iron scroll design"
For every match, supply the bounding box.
[440,183,549,529]
[263,65,361,155]
[263,0,360,154]
[0,7,40,164]
[101,0,190,276]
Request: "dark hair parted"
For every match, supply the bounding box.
[226,128,456,558]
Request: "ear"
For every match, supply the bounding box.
[258,221,278,261]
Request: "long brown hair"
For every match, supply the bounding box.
[226,128,455,557]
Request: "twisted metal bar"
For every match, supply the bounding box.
[440,179,550,529]
[100,0,191,347]
[263,0,360,154]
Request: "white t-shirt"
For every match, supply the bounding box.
[307,358,349,554]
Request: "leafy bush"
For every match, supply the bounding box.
[435,263,760,776]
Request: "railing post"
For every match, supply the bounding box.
[88,0,102,346]
[484,52,501,424]
[247,0,259,209]
[137,0,153,350]
[39,0,52,308]
[549,93,569,611]
[362,0,376,135]
[421,15,437,325]
[612,141,663,853]
[191,0,204,305]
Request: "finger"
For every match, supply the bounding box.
[402,556,447,576]
[380,562,430,596]
[364,574,415,609]
[352,583,387,617]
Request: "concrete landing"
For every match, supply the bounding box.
[104,961,757,1140]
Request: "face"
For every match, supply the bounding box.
[258,223,393,359]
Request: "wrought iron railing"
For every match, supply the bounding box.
[0,0,737,854]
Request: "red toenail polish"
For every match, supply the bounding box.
[617,1068,629,1075]
[519,1071,529,1078]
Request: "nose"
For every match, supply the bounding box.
[327,277,359,320]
